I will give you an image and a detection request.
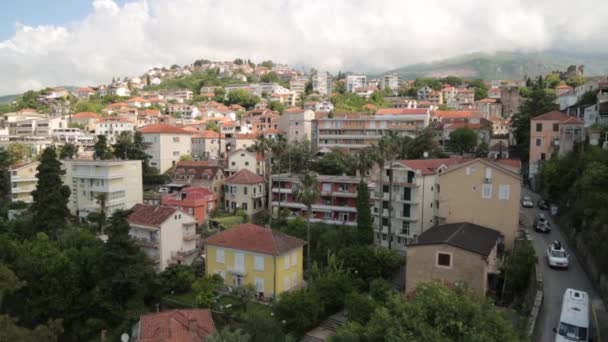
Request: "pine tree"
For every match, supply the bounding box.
[94,135,111,160]
[30,147,71,234]
[356,180,373,244]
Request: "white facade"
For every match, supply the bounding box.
[95,119,135,144]
[315,101,334,112]
[381,74,399,90]
[62,159,143,219]
[278,109,315,141]
[313,71,332,95]
[346,75,367,93]
[142,131,192,173]
[110,86,131,97]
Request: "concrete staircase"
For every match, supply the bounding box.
[300,335,324,342]
[391,265,406,292]
[300,311,345,342]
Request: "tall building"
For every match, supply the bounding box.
[139,124,193,173]
[312,71,332,95]
[290,75,308,95]
[270,173,374,226]
[62,159,143,219]
[9,161,39,203]
[346,75,367,93]
[381,74,399,90]
[278,108,315,141]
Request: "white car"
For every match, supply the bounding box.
[547,241,569,269]
[521,196,534,208]
[158,187,169,194]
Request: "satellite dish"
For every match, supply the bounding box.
[423,151,429,158]
[121,333,130,342]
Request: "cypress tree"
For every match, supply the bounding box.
[94,135,111,160]
[30,147,71,234]
[356,180,373,244]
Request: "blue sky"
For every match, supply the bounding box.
[0,0,128,40]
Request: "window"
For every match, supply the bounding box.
[254,256,264,271]
[216,248,225,263]
[499,184,510,200]
[382,218,388,227]
[536,123,542,132]
[231,162,236,166]
[465,167,471,175]
[291,252,297,267]
[437,184,440,193]
[553,123,559,132]
[436,200,439,209]
[383,185,389,193]
[284,256,290,270]
[284,276,290,290]
[245,161,249,166]
[322,183,332,193]
[234,253,244,271]
[242,203,248,210]
[401,221,409,235]
[485,167,492,179]
[536,139,541,146]
[436,252,452,268]
[255,277,264,292]
[482,184,492,199]
[382,201,389,209]
[541,153,546,161]
[244,187,248,195]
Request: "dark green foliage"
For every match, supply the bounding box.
[274,288,323,336]
[58,143,77,159]
[468,79,489,100]
[242,311,292,342]
[501,241,536,300]
[226,89,261,109]
[448,127,478,154]
[440,76,463,86]
[355,181,373,244]
[93,135,112,160]
[407,128,444,159]
[158,264,196,294]
[267,100,285,113]
[476,141,489,157]
[314,150,351,175]
[413,78,442,90]
[337,246,402,283]
[29,148,71,234]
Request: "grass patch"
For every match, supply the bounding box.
[212,216,245,229]
[218,295,273,317]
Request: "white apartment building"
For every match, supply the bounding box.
[140,124,193,173]
[381,74,399,90]
[225,149,266,177]
[128,204,199,271]
[95,117,135,144]
[160,90,194,103]
[372,157,466,251]
[312,71,332,95]
[10,161,39,203]
[290,75,308,94]
[62,159,143,219]
[278,108,315,141]
[225,83,285,98]
[315,101,334,112]
[346,75,367,93]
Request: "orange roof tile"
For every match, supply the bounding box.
[433,110,479,119]
[128,204,179,227]
[224,169,264,185]
[72,112,102,119]
[76,87,95,93]
[236,133,260,139]
[477,98,497,103]
[399,156,467,175]
[126,96,150,103]
[204,223,306,255]
[192,130,220,139]
[376,108,428,115]
[139,123,190,134]
[138,309,215,342]
[532,111,570,121]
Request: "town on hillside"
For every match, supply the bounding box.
[1,57,607,342]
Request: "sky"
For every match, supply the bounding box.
[0,0,607,95]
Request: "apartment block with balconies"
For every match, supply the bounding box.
[128,204,199,271]
[270,173,374,226]
[9,161,39,203]
[62,159,143,219]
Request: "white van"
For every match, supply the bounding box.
[555,288,591,342]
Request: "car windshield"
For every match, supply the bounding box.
[558,322,587,341]
[552,250,566,258]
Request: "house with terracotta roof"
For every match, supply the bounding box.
[171,161,225,194]
[437,159,522,250]
[371,157,467,251]
[192,130,226,160]
[70,112,102,132]
[225,149,266,177]
[204,223,305,296]
[75,87,96,99]
[126,96,151,108]
[95,117,135,144]
[134,309,215,342]
[405,222,503,297]
[128,203,199,271]
[555,84,573,97]
[139,124,193,173]
[162,187,217,225]
[428,90,443,105]
[223,169,265,217]
[455,88,475,106]
[529,111,585,182]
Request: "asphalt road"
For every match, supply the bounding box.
[521,189,607,342]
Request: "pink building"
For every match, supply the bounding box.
[161,187,217,224]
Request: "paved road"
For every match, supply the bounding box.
[521,189,607,342]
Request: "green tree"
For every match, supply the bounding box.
[408,128,442,159]
[112,131,132,159]
[206,327,250,342]
[260,60,275,68]
[476,141,489,157]
[293,173,321,271]
[206,120,220,132]
[344,291,377,324]
[73,100,102,113]
[226,89,261,109]
[261,72,280,83]
[274,288,323,336]
[93,135,111,160]
[30,148,71,234]
[158,264,196,294]
[243,311,292,342]
[468,79,489,101]
[232,284,256,312]
[440,76,463,86]
[448,127,478,154]
[373,132,400,249]
[356,181,373,244]
[267,100,285,113]
[501,241,536,302]
[0,315,62,342]
[58,143,77,159]
[0,150,12,209]
[314,150,349,175]
[6,143,29,165]
[193,274,223,308]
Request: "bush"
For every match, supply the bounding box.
[159,264,196,294]
[274,288,323,336]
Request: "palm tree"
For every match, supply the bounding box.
[354,147,375,181]
[248,134,272,223]
[293,173,320,271]
[270,134,288,220]
[373,132,400,249]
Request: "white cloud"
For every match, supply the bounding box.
[1,0,607,95]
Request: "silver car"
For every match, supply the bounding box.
[547,241,569,269]
[521,196,534,208]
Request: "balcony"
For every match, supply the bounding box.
[310,217,357,226]
[395,196,418,204]
[183,233,200,241]
[227,266,247,276]
[11,186,36,193]
[11,176,37,182]
[271,188,293,194]
[133,236,159,248]
[331,190,357,198]
[396,212,417,221]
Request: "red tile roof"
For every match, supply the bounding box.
[139,123,190,134]
[532,111,571,121]
[140,109,161,116]
[432,110,479,119]
[98,117,132,123]
[376,108,428,115]
[399,156,467,175]
[72,112,102,119]
[285,107,305,113]
[476,98,497,103]
[107,102,129,108]
[236,133,260,140]
[76,87,95,93]
[128,204,179,227]
[204,223,306,255]
[562,116,585,125]
[224,169,264,184]
[193,130,220,139]
[495,158,522,171]
[126,96,150,103]
[139,309,215,342]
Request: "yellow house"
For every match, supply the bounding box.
[10,161,39,203]
[437,158,521,250]
[204,223,305,298]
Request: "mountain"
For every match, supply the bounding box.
[0,94,19,103]
[384,51,608,80]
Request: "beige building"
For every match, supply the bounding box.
[278,108,315,141]
[437,159,521,250]
[225,149,266,177]
[405,222,503,297]
[192,130,225,160]
[223,169,265,217]
[171,161,225,194]
[128,204,199,271]
[529,111,584,181]
[10,161,39,203]
[62,159,143,219]
[140,124,192,173]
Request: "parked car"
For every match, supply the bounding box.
[158,187,169,194]
[537,199,550,210]
[534,213,551,233]
[547,241,569,269]
[521,196,534,208]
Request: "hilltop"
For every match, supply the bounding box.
[384,51,608,80]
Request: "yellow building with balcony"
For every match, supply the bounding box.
[10,161,39,203]
[204,223,305,298]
